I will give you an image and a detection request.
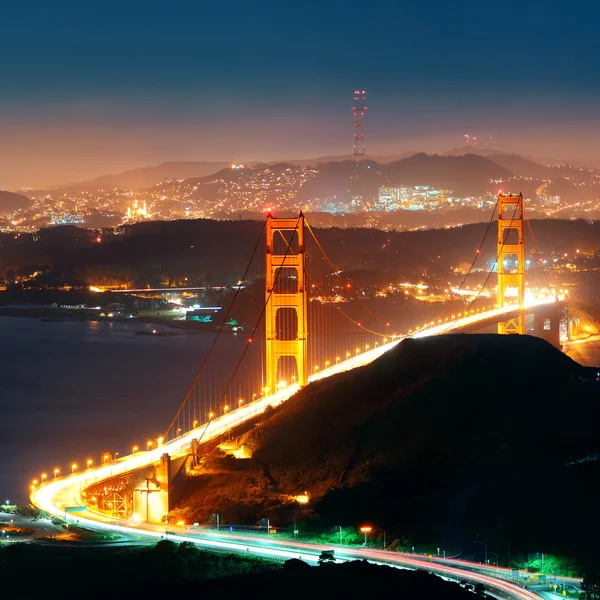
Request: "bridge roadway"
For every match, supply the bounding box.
[31,297,564,599]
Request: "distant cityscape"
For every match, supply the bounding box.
[3,152,600,233]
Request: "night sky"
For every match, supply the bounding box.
[1,0,599,189]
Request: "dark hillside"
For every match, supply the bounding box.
[175,335,600,560]
[0,190,30,212]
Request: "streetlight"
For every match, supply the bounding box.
[359,526,372,546]
[71,463,78,475]
[146,441,152,451]
[336,525,342,544]
[489,552,499,570]
[474,540,488,565]
[132,446,138,453]
[263,517,270,535]
[87,459,92,469]
[238,399,243,407]
[224,405,229,414]
[193,419,198,428]
[103,454,110,464]
[53,468,60,479]
[41,473,47,484]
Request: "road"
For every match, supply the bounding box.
[29,295,566,598]
[31,475,560,600]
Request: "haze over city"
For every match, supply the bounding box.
[2,1,600,598]
[3,0,600,190]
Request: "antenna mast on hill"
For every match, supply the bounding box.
[352,90,367,164]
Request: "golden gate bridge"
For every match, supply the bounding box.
[32,193,572,526]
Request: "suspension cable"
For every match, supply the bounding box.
[305,271,395,338]
[432,201,520,335]
[211,214,301,418]
[424,197,499,327]
[305,219,403,334]
[164,219,267,439]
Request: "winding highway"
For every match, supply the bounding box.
[29,296,567,599]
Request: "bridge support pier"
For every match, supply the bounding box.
[133,453,171,524]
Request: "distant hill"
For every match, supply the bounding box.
[387,153,513,195]
[173,334,599,561]
[442,145,509,158]
[0,190,31,213]
[39,161,253,193]
[282,151,418,166]
[485,153,552,179]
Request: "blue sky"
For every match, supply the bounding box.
[1,0,599,188]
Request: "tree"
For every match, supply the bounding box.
[582,570,600,600]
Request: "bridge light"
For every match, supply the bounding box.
[146,442,152,451]
[193,420,198,428]
[32,479,38,486]
[209,412,214,419]
[346,352,350,358]
[224,405,229,413]
[41,473,47,483]
[132,446,139,453]
[314,365,319,372]
[87,459,92,469]
[71,463,77,474]
[103,454,110,463]
[384,337,388,342]
[157,436,164,446]
[365,344,370,350]
[355,348,360,355]
[325,360,330,367]
[336,357,340,363]
[239,399,244,406]
[54,468,60,478]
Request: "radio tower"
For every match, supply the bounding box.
[351,90,367,164]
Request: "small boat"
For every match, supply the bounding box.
[135,328,185,337]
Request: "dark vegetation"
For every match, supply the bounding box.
[0,539,477,599]
[173,334,600,565]
[1,217,600,289]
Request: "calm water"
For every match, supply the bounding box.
[1,318,598,506]
[0,318,247,505]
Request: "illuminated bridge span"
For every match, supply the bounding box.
[32,193,570,535]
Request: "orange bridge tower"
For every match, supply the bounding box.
[265,213,308,392]
[497,193,525,334]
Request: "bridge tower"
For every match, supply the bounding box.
[497,193,525,335]
[265,213,308,392]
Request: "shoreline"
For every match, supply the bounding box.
[0,306,219,332]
